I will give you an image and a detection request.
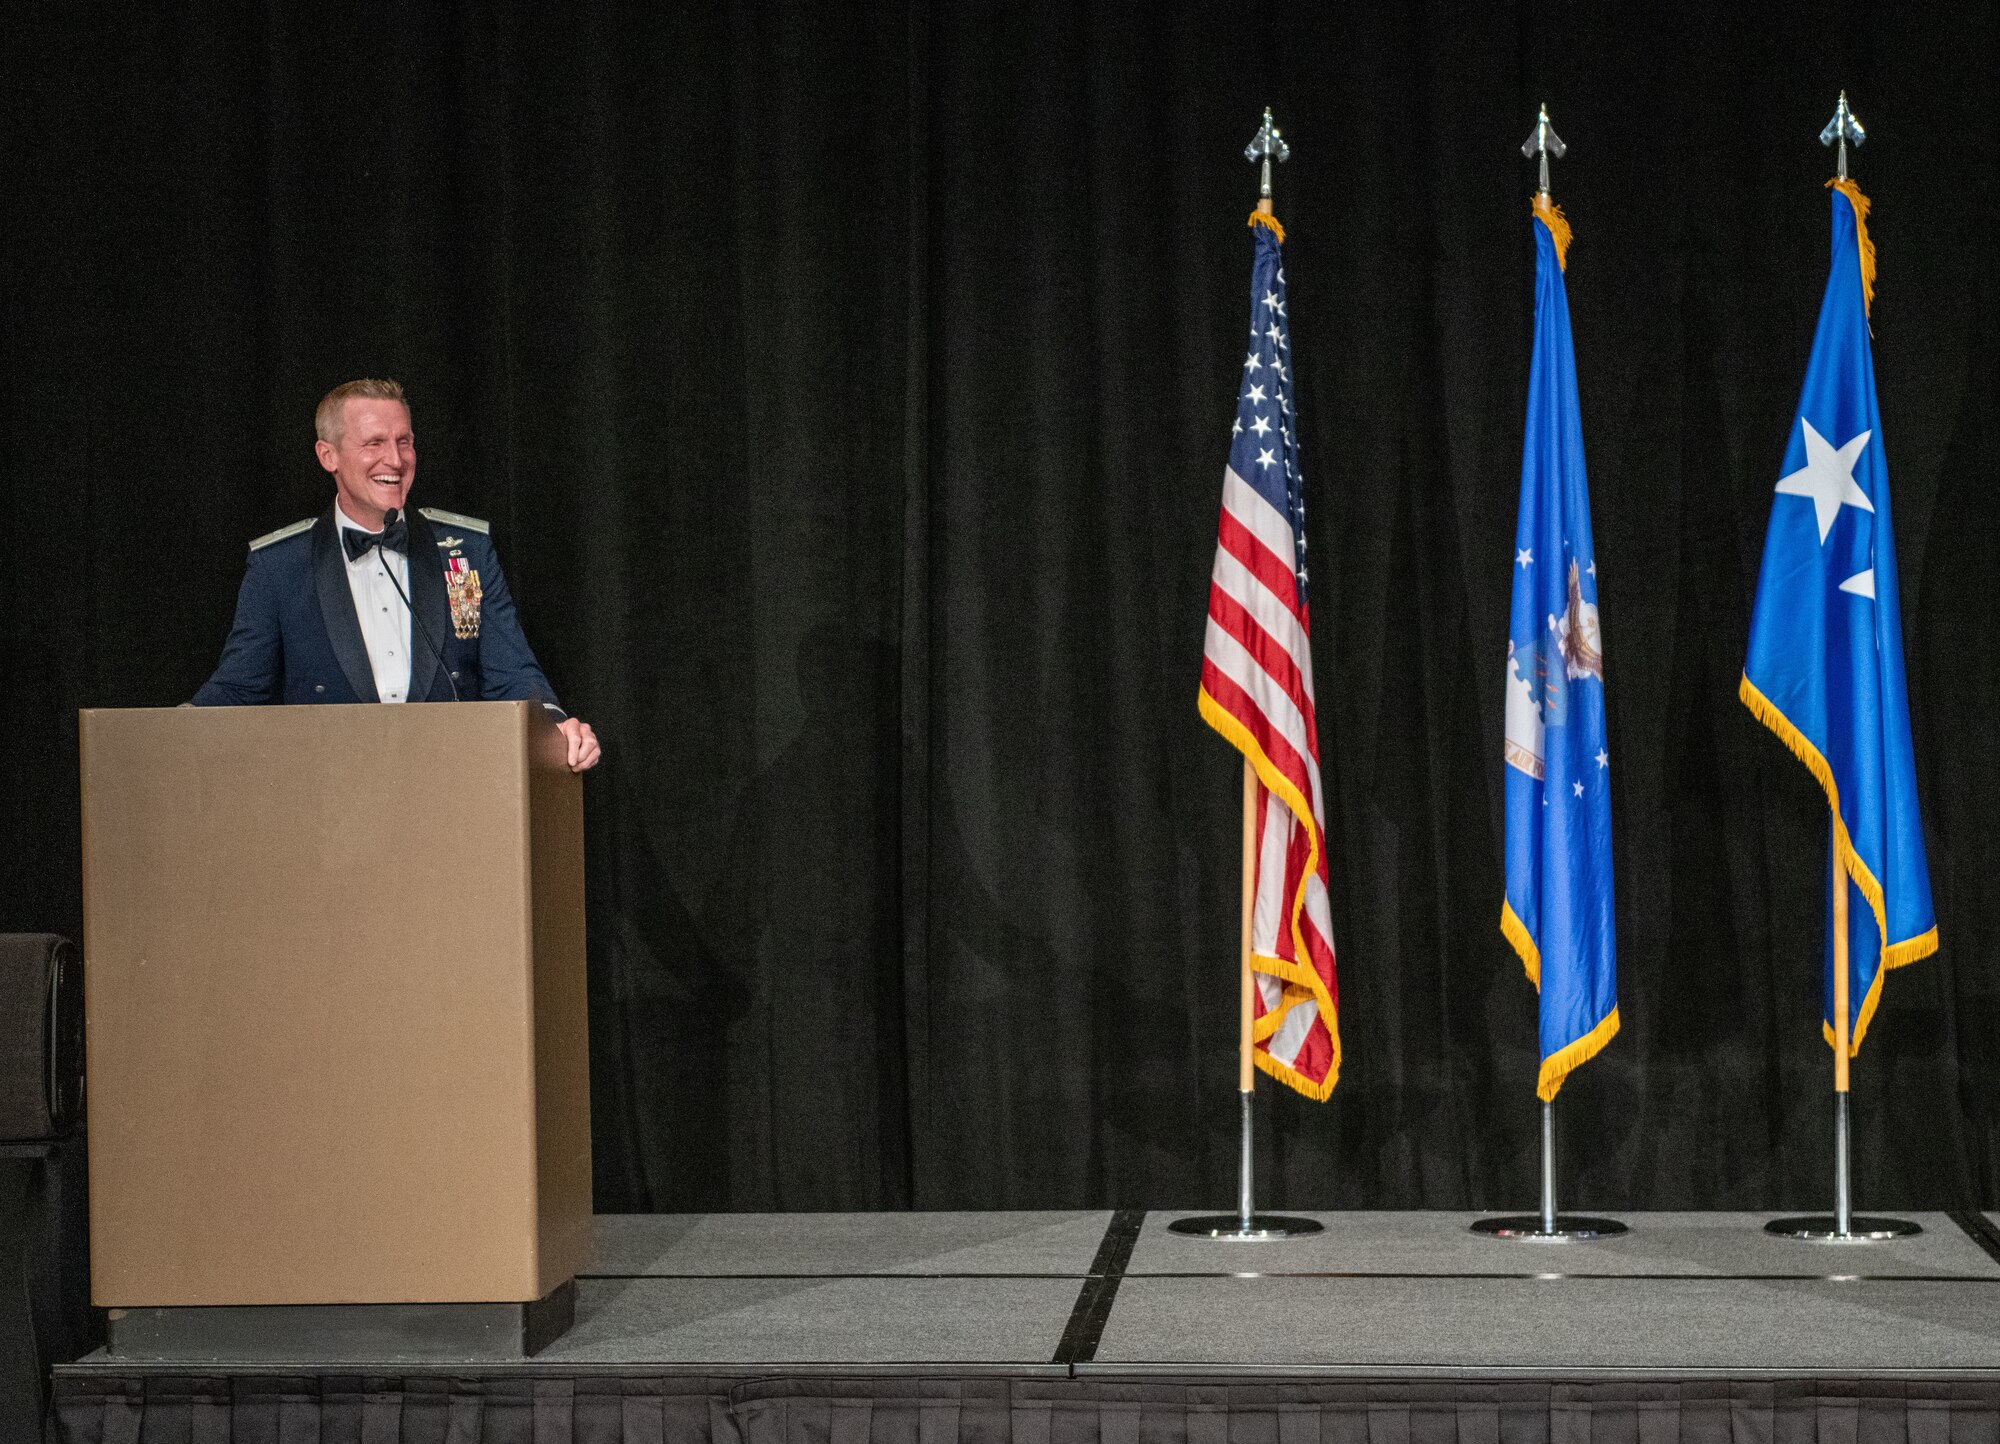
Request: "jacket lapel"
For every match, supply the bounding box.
[312,509,379,703]
[403,507,447,703]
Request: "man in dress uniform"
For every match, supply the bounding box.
[192,378,602,772]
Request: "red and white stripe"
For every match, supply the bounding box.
[1199,465,1340,1094]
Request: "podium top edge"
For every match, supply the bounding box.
[79,700,540,717]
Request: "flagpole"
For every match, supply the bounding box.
[1832,833,1853,1235]
[1520,103,1588,1244]
[1237,755,1257,1231]
[1766,825,1913,1240]
[1761,93,1918,1245]
[1234,190,1274,1232]
[1527,108,1563,1232]
[1473,104,1625,1245]
[1540,1101,1558,1234]
[1173,107,1320,1242]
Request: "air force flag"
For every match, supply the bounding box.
[1502,200,1619,1102]
[1741,181,1937,1052]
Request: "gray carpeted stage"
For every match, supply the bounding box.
[59,1210,2000,1377]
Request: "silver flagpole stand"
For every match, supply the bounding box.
[1471,1097,1626,1240]
[1173,109,1321,1243]
[1471,106,1625,1245]
[1172,1087,1323,1240]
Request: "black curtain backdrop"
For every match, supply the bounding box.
[3,1,1996,1215]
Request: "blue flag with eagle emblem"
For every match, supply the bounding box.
[1740,181,1936,1053]
[1502,198,1619,1102]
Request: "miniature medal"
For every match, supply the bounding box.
[444,554,483,639]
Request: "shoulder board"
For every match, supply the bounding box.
[248,517,314,551]
[419,506,490,535]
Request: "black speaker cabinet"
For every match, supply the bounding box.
[0,935,82,1142]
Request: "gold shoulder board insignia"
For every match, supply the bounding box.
[248,517,314,551]
[418,506,490,535]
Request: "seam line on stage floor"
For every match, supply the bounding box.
[55,1361,2000,1382]
[1951,1210,2000,1267]
[1065,1364,2000,1382]
[1051,1208,1145,1365]
[578,1270,2000,1283]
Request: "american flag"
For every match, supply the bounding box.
[1196,210,1340,1099]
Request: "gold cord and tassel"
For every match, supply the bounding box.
[1828,177,1877,317]
[1532,193,1572,270]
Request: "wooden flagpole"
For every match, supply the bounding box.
[1832,825,1853,1235]
[1241,192,1277,1103]
[1833,832,1850,1091]
[1239,756,1257,1094]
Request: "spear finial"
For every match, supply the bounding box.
[1245,108,1290,210]
[1521,104,1566,199]
[1820,91,1866,182]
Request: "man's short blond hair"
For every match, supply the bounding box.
[315,378,410,445]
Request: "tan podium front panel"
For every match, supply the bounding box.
[80,701,591,1306]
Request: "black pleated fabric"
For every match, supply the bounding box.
[731,1383,2000,1444]
[60,1378,2000,1444]
[52,1375,737,1444]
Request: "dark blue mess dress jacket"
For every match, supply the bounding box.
[191,504,565,716]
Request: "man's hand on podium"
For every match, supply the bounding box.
[557,718,602,772]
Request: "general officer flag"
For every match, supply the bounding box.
[1501,198,1619,1102]
[1741,180,1937,1051]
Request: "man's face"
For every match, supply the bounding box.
[315,398,415,528]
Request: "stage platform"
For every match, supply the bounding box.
[52,1210,2000,1441]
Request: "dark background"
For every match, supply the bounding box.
[2,0,1995,1215]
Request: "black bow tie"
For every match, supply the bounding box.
[342,517,407,562]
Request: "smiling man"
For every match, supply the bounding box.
[191,378,601,772]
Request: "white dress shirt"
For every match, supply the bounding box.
[334,500,413,704]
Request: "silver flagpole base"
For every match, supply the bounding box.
[1768,1086,1919,1239]
[1763,1215,1921,1241]
[1469,1214,1628,1240]
[1168,1214,1323,1239]
[1469,1100,1627,1239]
[1169,1088,1323,1239]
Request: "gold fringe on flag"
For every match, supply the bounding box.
[1535,1009,1622,1104]
[1737,672,1938,1054]
[1246,209,1286,244]
[1532,194,1572,271]
[1196,687,1341,1099]
[1827,177,1876,318]
[1502,894,1623,1101]
[1500,898,1542,988]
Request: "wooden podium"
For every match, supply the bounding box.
[79,702,592,1358]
